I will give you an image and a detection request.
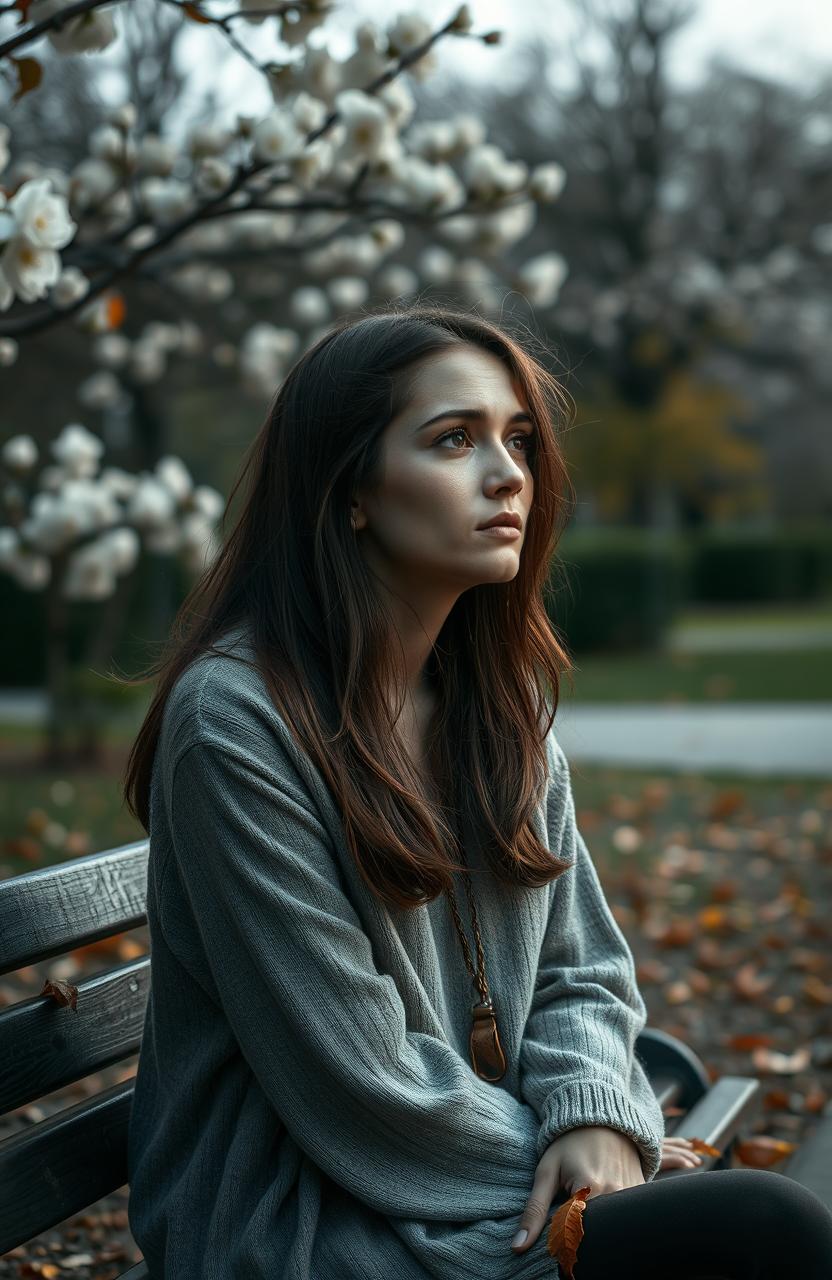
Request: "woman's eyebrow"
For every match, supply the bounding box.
[413,409,534,433]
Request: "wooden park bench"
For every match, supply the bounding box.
[1,839,829,1273]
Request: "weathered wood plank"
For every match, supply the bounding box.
[0,842,149,975]
[0,958,150,1115]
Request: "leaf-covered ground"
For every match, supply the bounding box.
[1,763,830,1276]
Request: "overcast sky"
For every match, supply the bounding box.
[180,0,831,123]
[328,0,832,88]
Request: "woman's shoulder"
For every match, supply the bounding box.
[161,623,296,772]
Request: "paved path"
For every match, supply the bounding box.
[666,620,832,652]
[554,701,832,777]
[2,692,830,776]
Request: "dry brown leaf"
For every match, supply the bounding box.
[726,1032,774,1051]
[40,978,78,1011]
[732,962,774,999]
[734,1135,798,1168]
[546,1185,591,1280]
[803,975,832,1005]
[687,1137,721,1157]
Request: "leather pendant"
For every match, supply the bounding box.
[470,998,507,1082]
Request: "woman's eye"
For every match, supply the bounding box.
[436,427,535,453]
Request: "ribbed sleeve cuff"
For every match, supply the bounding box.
[537,1079,664,1182]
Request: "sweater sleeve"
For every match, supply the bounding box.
[165,728,556,1264]
[518,739,666,1182]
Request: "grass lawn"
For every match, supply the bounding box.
[559,646,832,702]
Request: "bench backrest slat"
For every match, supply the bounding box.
[0,842,149,976]
[0,957,150,1115]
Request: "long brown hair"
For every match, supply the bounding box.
[121,301,578,910]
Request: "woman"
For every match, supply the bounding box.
[123,303,832,1278]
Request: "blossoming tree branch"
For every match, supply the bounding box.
[0,0,569,764]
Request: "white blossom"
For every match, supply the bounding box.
[126,476,177,529]
[326,276,369,311]
[31,0,118,54]
[334,90,395,162]
[0,124,9,176]
[394,157,465,213]
[0,267,12,311]
[375,264,418,298]
[69,157,121,210]
[292,92,329,133]
[515,251,569,308]
[387,12,432,55]
[418,245,454,283]
[156,456,193,504]
[407,121,458,163]
[369,220,405,255]
[0,337,18,366]
[169,263,234,304]
[296,47,343,106]
[22,478,119,554]
[463,144,527,199]
[290,285,331,326]
[195,156,233,196]
[453,114,487,151]
[0,236,61,305]
[89,124,129,164]
[93,332,131,368]
[51,265,90,307]
[77,369,123,409]
[190,485,226,523]
[188,122,232,159]
[143,519,182,554]
[51,423,104,479]
[136,134,178,177]
[107,103,137,131]
[2,434,38,472]
[529,161,566,203]
[98,467,137,501]
[8,177,76,251]
[377,78,416,131]
[291,138,335,190]
[62,540,118,600]
[140,177,193,224]
[253,108,303,163]
[130,340,168,384]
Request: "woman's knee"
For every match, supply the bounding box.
[701,1168,832,1264]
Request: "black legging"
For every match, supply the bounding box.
[550,1167,832,1280]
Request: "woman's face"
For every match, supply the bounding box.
[352,345,535,605]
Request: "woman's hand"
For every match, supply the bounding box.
[659,1135,704,1171]
[511,1129,707,1254]
[511,1125,645,1254]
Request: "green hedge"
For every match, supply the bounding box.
[547,529,691,654]
[687,525,832,602]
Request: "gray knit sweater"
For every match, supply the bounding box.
[127,623,666,1278]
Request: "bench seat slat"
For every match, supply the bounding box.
[658,1076,762,1174]
[782,1101,832,1208]
[0,958,150,1114]
[0,1080,134,1256]
[0,842,149,976]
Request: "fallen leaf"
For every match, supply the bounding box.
[40,978,78,1011]
[734,1135,798,1168]
[546,1185,591,1280]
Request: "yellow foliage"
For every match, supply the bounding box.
[567,369,767,522]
